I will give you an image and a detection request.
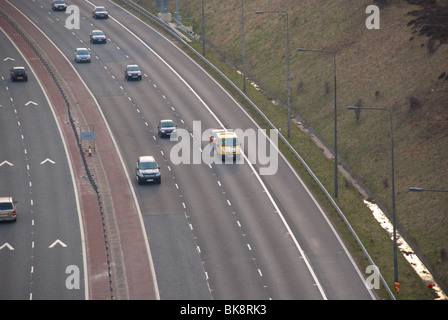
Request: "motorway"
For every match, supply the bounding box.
[0,0,376,300]
[0,25,85,299]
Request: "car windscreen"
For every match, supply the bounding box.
[127,66,139,71]
[77,50,89,55]
[92,31,104,36]
[140,162,158,170]
[14,69,25,74]
[222,138,237,146]
[161,122,174,127]
[0,203,13,210]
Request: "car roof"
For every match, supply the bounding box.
[160,119,174,123]
[217,132,237,138]
[126,64,139,68]
[138,156,156,162]
[95,6,106,9]
[76,47,89,51]
[0,197,13,203]
[91,29,104,33]
[12,66,25,69]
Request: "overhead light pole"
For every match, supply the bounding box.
[242,0,246,92]
[202,0,205,56]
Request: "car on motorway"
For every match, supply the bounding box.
[92,6,108,19]
[51,0,67,11]
[214,131,241,160]
[0,197,17,222]
[10,66,28,82]
[90,30,107,44]
[124,64,142,81]
[135,156,161,184]
[74,48,91,63]
[158,119,177,138]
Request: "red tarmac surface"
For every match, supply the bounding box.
[0,0,156,299]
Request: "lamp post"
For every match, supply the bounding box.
[202,0,205,56]
[255,10,290,138]
[242,0,246,92]
[298,48,338,198]
[347,106,399,296]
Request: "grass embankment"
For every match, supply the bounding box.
[132,0,448,299]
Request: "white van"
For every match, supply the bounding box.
[214,132,241,161]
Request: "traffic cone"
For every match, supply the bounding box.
[88,146,92,157]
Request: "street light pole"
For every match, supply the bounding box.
[255,10,290,138]
[242,0,246,92]
[202,0,205,56]
[298,48,338,197]
[347,106,399,295]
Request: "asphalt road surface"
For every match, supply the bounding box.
[1,0,376,300]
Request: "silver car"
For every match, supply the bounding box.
[74,48,91,63]
[0,197,17,222]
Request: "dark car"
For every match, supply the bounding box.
[10,67,28,82]
[92,6,108,19]
[90,30,107,44]
[51,0,67,11]
[135,156,161,184]
[158,119,177,138]
[124,64,142,80]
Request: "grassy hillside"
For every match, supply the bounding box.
[133,0,448,298]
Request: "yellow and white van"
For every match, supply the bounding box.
[215,132,241,160]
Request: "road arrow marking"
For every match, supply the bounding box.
[25,101,38,106]
[3,57,15,61]
[40,158,55,165]
[0,160,14,167]
[49,239,67,248]
[0,243,15,250]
